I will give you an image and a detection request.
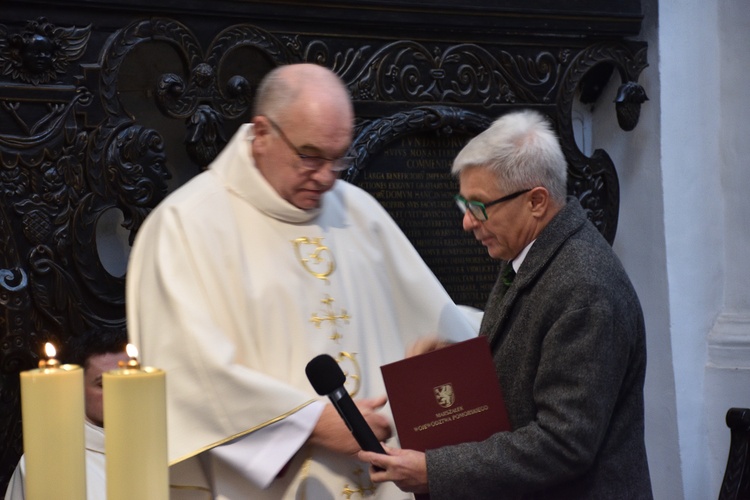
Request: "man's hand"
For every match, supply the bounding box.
[308,395,391,456]
[358,444,429,494]
[406,335,453,358]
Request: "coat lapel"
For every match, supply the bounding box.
[482,198,589,350]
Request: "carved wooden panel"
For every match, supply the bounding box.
[719,408,750,500]
[0,1,647,490]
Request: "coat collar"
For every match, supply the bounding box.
[483,197,588,347]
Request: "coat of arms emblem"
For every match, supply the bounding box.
[434,383,455,408]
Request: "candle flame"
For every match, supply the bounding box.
[39,342,61,369]
[126,343,139,359]
[44,342,56,359]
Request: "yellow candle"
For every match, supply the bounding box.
[20,342,86,500]
[103,344,168,500]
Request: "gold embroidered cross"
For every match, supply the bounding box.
[342,467,377,498]
[310,295,350,342]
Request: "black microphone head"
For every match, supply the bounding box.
[306,354,346,395]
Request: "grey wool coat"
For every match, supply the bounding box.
[426,198,653,499]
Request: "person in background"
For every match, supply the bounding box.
[359,109,653,499]
[126,63,478,499]
[4,328,129,500]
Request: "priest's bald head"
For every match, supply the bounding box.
[249,63,355,210]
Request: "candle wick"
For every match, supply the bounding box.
[39,358,60,369]
[118,358,141,369]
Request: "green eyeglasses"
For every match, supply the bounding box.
[454,188,531,221]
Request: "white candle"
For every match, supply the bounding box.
[20,342,86,500]
[103,343,168,500]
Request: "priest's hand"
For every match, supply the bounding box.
[358,444,429,494]
[406,335,452,357]
[309,395,392,456]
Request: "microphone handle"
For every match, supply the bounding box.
[330,387,386,454]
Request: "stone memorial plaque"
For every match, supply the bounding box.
[352,131,499,310]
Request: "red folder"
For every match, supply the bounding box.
[381,336,511,453]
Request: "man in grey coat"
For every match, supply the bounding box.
[359,109,652,499]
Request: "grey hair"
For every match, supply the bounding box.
[452,110,568,204]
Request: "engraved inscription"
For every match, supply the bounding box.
[413,405,490,432]
[355,132,498,309]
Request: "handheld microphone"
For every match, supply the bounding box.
[305,354,386,454]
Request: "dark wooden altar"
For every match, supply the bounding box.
[0,0,648,491]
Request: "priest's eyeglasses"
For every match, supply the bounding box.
[265,117,354,172]
[454,189,531,221]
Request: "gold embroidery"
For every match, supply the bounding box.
[337,351,362,398]
[310,295,351,342]
[168,400,318,466]
[342,466,378,498]
[296,455,313,500]
[293,237,335,280]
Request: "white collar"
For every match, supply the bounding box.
[212,123,324,224]
[511,239,536,273]
[85,420,105,454]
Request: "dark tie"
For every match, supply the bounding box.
[501,263,516,287]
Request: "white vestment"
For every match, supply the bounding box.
[4,421,106,500]
[126,124,478,499]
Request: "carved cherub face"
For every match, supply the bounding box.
[21,34,55,73]
[1,18,90,84]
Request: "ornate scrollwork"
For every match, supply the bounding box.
[344,105,491,181]
[66,124,170,307]
[99,18,203,120]
[102,19,289,167]
[9,130,88,275]
[0,92,89,169]
[0,268,27,294]
[149,22,288,120]
[0,193,35,379]
[0,268,31,365]
[104,125,171,239]
[321,40,559,105]
[556,42,649,243]
[0,267,34,372]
